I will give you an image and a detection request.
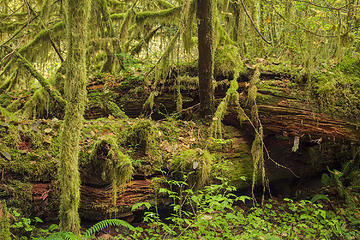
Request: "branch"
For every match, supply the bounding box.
[2,46,66,107]
[238,0,272,44]
[0,3,26,21]
[0,15,39,47]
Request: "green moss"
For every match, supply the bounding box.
[313,70,360,120]
[90,135,133,206]
[5,180,33,215]
[213,152,253,189]
[126,120,157,154]
[170,149,212,189]
[0,121,59,181]
[207,137,233,152]
[337,54,360,76]
[0,201,11,240]
[136,6,183,25]
[214,45,245,77]
[105,101,128,119]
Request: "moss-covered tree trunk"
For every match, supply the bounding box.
[197,0,215,117]
[58,0,91,234]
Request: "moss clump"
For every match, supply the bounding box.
[337,55,360,76]
[207,137,233,152]
[214,45,245,77]
[4,180,33,215]
[170,149,212,189]
[105,101,128,119]
[126,120,157,154]
[90,135,133,206]
[313,70,359,120]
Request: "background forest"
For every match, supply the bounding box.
[0,0,360,239]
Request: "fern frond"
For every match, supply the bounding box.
[84,219,135,237]
[38,231,80,240]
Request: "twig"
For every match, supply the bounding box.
[264,0,348,38]
[238,0,272,44]
[0,3,25,21]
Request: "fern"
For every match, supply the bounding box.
[35,231,80,240]
[83,219,135,237]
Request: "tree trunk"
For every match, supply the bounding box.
[59,0,91,234]
[197,0,215,117]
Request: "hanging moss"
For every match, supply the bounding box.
[251,126,265,203]
[143,91,157,114]
[90,135,133,207]
[246,67,260,108]
[181,0,196,54]
[5,47,66,107]
[245,66,266,204]
[136,6,183,25]
[0,67,18,93]
[130,26,161,55]
[176,76,183,113]
[119,7,135,43]
[170,149,212,189]
[210,67,245,138]
[18,21,65,56]
[22,89,50,119]
[143,30,180,113]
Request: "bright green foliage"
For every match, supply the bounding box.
[321,148,360,208]
[114,178,359,239]
[84,219,135,237]
[214,45,245,77]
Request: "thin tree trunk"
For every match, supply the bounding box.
[197,0,215,117]
[58,0,91,235]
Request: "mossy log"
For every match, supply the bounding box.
[0,116,356,221]
[83,70,360,144]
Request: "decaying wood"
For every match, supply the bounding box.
[83,71,359,144]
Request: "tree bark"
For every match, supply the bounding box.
[197,0,215,117]
[59,0,91,234]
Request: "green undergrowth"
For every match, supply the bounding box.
[5,178,360,240]
[0,116,254,219]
